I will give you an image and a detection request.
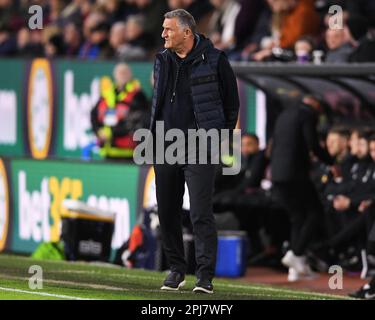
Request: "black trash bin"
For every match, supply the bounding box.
[61,200,115,262]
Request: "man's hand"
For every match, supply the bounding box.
[333,195,351,211]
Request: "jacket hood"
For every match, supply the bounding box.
[161,33,214,63]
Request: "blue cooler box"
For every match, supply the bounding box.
[215,231,248,277]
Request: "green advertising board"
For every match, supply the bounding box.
[9,158,140,254]
[0,58,265,160]
[0,59,27,157]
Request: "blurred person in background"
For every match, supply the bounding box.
[45,32,66,57]
[81,11,106,44]
[344,14,375,62]
[43,0,69,27]
[117,14,155,60]
[251,0,320,62]
[0,25,17,56]
[167,0,214,35]
[133,0,169,48]
[319,132,375,274]
[96,0,138,25]
[207,0,241,51]
[271,95,334,281]
[0,0,24,32]
[63,21,82,57]
[17,28,44,57]
[91,62,149,160]
[324,28,353,63]
[294,35,315,63]
[79,21,111,59]
[56,0,84,26]
[108,21,127,58]
[214,133,263,209]
[233,0,265,52]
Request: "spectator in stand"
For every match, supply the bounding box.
[233,0,265,51]
[17,28,44,57]
[324,28,353,63]
[0,0,24,32]
[252,0,320,62]
[56,0,84,26]
[81,11,106,45]
[79,21,111,59]
[63,22,82,57]
[230,3,272,61]
[108,21,127,58]
[345,0,375,30]
[43,0,69,27]
[345,14,375,62]
[96,0,138,25]
[133,0,169,48]
[45,33,66,58]
[117,14,155,61]
[207,0,241,51]
[0,25,17,56]
[294,36,315,63]
[167,0,214,35]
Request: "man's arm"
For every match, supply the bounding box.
[217,53,240,130]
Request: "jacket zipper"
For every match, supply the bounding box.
[170,62,181,103]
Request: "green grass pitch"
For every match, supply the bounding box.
[0,254,350,300]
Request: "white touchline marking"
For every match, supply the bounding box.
[0,286,96,300]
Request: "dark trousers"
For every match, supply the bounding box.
[273,180,323,256]
[154,163,218,280]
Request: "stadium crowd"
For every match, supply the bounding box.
[0,0,374,62]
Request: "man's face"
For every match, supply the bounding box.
[349,131,359,156]
[357,138,369,159]
[326,29,345,50]
[241,136,259,158]
[369,141,375,162]
[326,133,346,157]
[161,18,185,50]
[114,65,131,87]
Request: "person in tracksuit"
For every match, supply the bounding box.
[270,95,334,281]
[149,9,239,293]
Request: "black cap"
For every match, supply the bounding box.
[346,15,369,41]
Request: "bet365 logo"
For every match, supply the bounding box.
[28,5,43,30]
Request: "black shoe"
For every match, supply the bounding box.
[193,279,214,294]
[161,272,186,291]
[349,284,375,299]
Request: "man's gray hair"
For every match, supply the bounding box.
[164,9,196,34]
